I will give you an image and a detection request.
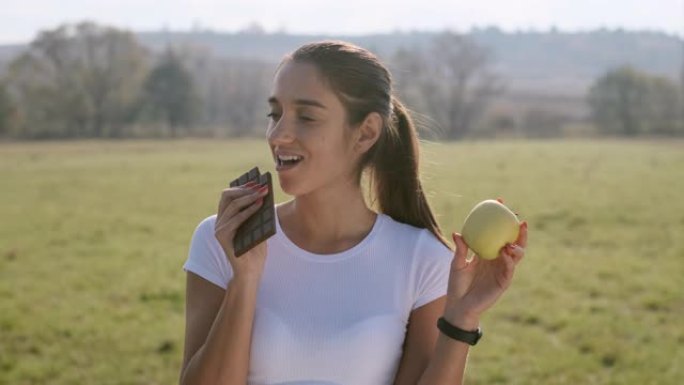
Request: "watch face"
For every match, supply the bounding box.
[473,328,483,345]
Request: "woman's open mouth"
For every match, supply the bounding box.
[276,155,304,172]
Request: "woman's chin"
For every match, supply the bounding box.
[276,178,297,196]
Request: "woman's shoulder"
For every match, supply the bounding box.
[378,212,423,237]
[193,214,218,235]
[378,213,453,260]
[376,215,454,309]
[188,214,222,249]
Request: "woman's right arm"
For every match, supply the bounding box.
[179,271,261,385]
[179,181,270,384]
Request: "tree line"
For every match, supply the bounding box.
[588,66,683,136]
[0,21,681,140]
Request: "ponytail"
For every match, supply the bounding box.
[368,96,453,251]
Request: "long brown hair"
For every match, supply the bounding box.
[282,40,453,251]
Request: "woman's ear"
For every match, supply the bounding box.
[354,112,382,154]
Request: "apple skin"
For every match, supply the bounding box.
[461,199,521,260]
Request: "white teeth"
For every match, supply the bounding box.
[278,155,303,162]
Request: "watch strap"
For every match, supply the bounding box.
[437,316,483,345]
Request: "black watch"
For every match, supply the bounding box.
[437,317,483,346]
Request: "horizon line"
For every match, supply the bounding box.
[1,23,683,46]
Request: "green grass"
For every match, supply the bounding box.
[1,138,682,385]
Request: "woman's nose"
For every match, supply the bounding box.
[267,117,295,143]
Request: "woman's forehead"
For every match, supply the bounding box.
[270,61,337,106]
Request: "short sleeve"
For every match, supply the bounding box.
[182,215,233,289]
[412,229,455,310]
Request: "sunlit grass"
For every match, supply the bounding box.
[1,137,682,384]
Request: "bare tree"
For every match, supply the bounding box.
[391,32,503,140]
[427,32,504,139]
[177,44,273,137]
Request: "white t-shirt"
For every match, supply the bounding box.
[182,206,454,385]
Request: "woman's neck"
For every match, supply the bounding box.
[276,191,377,255]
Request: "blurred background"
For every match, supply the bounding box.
[0,0,682,140]
[0,1,682,384]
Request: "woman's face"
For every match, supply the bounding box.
[266,60,360,196]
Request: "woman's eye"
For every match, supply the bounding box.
[299,116,314,122]
[267,112,280,120]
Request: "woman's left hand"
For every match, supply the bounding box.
[442,220,528,329]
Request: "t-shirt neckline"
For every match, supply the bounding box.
[274,204,385,262]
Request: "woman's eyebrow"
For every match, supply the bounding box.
[294,99,327,109]
[268,96,327,109]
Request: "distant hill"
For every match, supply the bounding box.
[134,27,683,96]
[2,28,682,96]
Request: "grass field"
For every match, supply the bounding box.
[1,138,682,385]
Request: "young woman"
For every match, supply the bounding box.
[179,40,528,385]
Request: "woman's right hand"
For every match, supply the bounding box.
[214,181,270,282]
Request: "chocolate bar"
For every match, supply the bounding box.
[228,167,276,257]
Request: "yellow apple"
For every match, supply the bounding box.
[461,199,521,260]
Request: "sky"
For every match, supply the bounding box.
[2,0,683,44]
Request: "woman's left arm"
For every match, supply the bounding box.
[394,220,528,385]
